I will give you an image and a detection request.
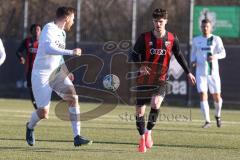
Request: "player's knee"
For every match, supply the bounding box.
[136,106,145,117]
[69,95,78,106]
[200,92,208,101]
[37,109,49,119]
[64,94,78,106]
[151,102,161,109]
[212,94,222,103]
[151,96,163,109]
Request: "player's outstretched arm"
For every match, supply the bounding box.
[44,41,74,56]
[43,25,80,56]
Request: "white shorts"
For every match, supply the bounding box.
[196,74,221,94]
[32,71,77,109]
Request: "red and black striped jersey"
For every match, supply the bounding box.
[16,37,39,73]
[132,31,190,85]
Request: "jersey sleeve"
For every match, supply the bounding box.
[43,26,73,56]
[172,34,190,74]
[0,39,6,66]
[214,36,226,59]
[190,38,197,63]
[131,33,145,63]
[16,39,27,59]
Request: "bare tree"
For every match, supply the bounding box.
[0,0,239,44]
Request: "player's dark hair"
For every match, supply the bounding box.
[30,24,42,34]
[56,6,76,19]
[201,19,211,24]
[152,8,168,19]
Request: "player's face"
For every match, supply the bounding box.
[65,13,75,31]
[153,18,167,32]
[34,26,41,38]
[201,22,212,36]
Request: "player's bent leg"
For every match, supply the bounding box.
[69,106,92,146]
[61,93,92,146]
[212,93,222,127]
[55,77,92,146]
[135,104,147,153]
[199,92,211,128]
[26,107,49,146]
[27,108,49,131]
[37,108,50,119]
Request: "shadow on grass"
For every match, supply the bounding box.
[0,146,127,153]
[83,126,240,136]
[0,138,239,151]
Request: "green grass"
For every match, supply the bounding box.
[0,98,239,160]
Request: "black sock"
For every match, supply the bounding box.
[147,108,160,130]
[136,115,145,135]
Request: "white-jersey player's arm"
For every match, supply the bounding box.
[190,38,197,64]
[214,36,226,59]
[43,26,73,56]
[0,38,6,66]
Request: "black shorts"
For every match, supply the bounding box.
[135,82,169,107]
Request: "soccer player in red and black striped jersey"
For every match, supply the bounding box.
[16,24,42,109]
[131,8,196,153]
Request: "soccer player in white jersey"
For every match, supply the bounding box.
[26,6,92,146]
[191,19,226,128]
[0,38,6,66]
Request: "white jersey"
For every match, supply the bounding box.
[31,22,75,108]
[32,22,73,76]
[191,34,226,76]
[0,38,6,66]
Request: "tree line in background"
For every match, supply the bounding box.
[0,0,239,44]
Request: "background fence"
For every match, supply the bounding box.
[0,0,239,107]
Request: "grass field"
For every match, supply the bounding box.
[0,98,239,160]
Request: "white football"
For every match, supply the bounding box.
[103,74,120,91]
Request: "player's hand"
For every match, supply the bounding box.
[73,48,82,56]
[187,73,196,86]
[68,73,74,81]
[139,65,151,75]
[207,55,216,62]
[20,57,25,64]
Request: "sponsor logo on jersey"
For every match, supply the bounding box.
[150,48,166,55]
[55,40,65,49]
[165,41,171,47]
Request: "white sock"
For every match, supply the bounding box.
[200,101,210,122]
[214,99,223,117]
[147,129,151,134]
[28,111,41,129]
[69,106,80,137]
